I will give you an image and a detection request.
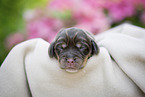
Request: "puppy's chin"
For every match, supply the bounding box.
[60,65,80,73]
[65,68,78,73]
[60,66,79,73]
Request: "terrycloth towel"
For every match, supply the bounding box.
[0,24,145,97]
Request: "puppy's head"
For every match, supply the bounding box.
[49,27,99,73]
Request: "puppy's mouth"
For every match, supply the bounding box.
[60,63,83,73]
[65,68,78,73]
[60,64,80,73]
[60,64,85,73]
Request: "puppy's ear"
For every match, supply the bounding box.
[91,40,99,55]
[48,42,56,58]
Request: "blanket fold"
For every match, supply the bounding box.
[0,24,145,97]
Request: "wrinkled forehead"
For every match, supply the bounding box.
[56,28,87,41]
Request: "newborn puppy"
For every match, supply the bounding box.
[49,27,99,73]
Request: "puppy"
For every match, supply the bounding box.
[48,27,99,73]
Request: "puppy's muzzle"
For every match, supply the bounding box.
[60,53,83,73]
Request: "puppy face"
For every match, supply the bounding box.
[49,27,99,73]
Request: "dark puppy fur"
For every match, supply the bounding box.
[49,27,99,73]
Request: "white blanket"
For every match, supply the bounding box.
[0,24,145,97]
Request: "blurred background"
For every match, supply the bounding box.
[0,0,145,65]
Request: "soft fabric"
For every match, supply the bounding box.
[0,24,145,97]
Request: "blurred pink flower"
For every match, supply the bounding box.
[72,1,97,22]
[27,17,63,43]
[72,1,110,34]
[141,0,145,9]
[5,33,25,49]
[75,15,110,34]
[106,0,136,22]
[83,0,106,8]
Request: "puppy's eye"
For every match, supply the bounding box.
[61,43,67,48]
[76,43,88,51]
[76,43,82,48]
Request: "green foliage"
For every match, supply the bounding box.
[0,0,48,65]
[50,10,72,20]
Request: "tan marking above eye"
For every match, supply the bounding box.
[61,43,67,48]
[57,37,64,42]
[76,43,82,48]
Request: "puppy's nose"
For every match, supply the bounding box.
[67,58,75,67]
[67,58,74,64]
